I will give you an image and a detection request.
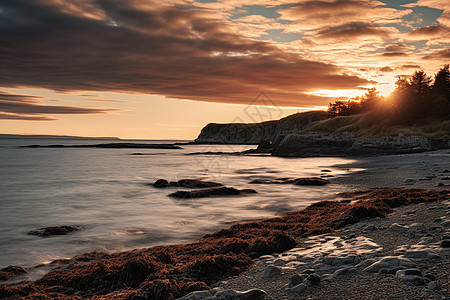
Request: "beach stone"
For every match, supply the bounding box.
[305,274,320,285]
[355,258,378,269]
[153,179,169,188]
[379,266,406,275]
[273,258,287,266]
[424,274,436,281]
[440,240,450,248]
[400,275,431,286]
[333,267,356,277]
[363,256,414,273]
[395,269,422,277]
[289,274,306,286]
[390,223,407,231]
[364,224,376,232]
[427,281,439,290]
[262,265,282,278]
[213,289,267,300]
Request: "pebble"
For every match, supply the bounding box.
[440,240,450,248]
[427,281,439,290]
[262,265,282,278]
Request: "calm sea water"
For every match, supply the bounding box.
[0,138,361,270]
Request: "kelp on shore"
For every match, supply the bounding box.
[1,188,448,300]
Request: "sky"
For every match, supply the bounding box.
[0,0,449,139]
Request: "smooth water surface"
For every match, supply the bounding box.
[0,138,361,269]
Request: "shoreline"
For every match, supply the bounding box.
[0,150,449,299]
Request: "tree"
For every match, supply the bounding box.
[433,64,450,102]
[408,70,432,97]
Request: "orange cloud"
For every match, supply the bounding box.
[0,0,373,109]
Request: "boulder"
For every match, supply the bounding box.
[293,177,329,186]
[169,187,257,198]
[29,225,82,237]
[153,179,223,188]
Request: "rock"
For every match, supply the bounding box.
[438,182,445,187]
[289,274,306,286]
[293,177,329,186]
[390,223,407,231]
[355,258,378,269]
[262,265,282,278]
[333,267,356,277]
[273,258,287,266]
[174,179,223,188]
[424,274,436,281]
[404,249,439,259]
[29,225,82,237]
[400,275,431,286]
[0,265,28,281]
[169,187,257,198]
[378,266,406,275]
[305,273,320,285]
[321,169,332,172]
[153,179,169,187]
[404,178,416,185]
[395,269,422,277]
[363,256,414,273]
[212,289,267,300]
[153,179,223,188]
[427,281,439,290]
[440,240,450,248]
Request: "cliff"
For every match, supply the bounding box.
[194,111,330,144]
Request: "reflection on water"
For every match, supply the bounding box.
[0,138,361,269]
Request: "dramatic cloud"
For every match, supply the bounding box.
[0,90,113,120]
[0,0,373,108]
[279,0,411,32]
[404,24,450,44]
[306,23,397,44]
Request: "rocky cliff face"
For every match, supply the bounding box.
[272,132,439,157]
[195,111,330,144]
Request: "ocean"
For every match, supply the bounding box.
[0,138,361,270]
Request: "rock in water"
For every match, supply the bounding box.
[169,187,257,198]
[29,225,83,237]
[152,179,223,188]
[293,177,329,186]
[153,179,169,187]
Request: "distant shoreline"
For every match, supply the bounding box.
[0,134,121,140]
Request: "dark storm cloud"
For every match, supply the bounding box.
[0,90,113,120]
[0,0,372,108]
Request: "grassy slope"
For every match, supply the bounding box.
[302,112,450,139]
